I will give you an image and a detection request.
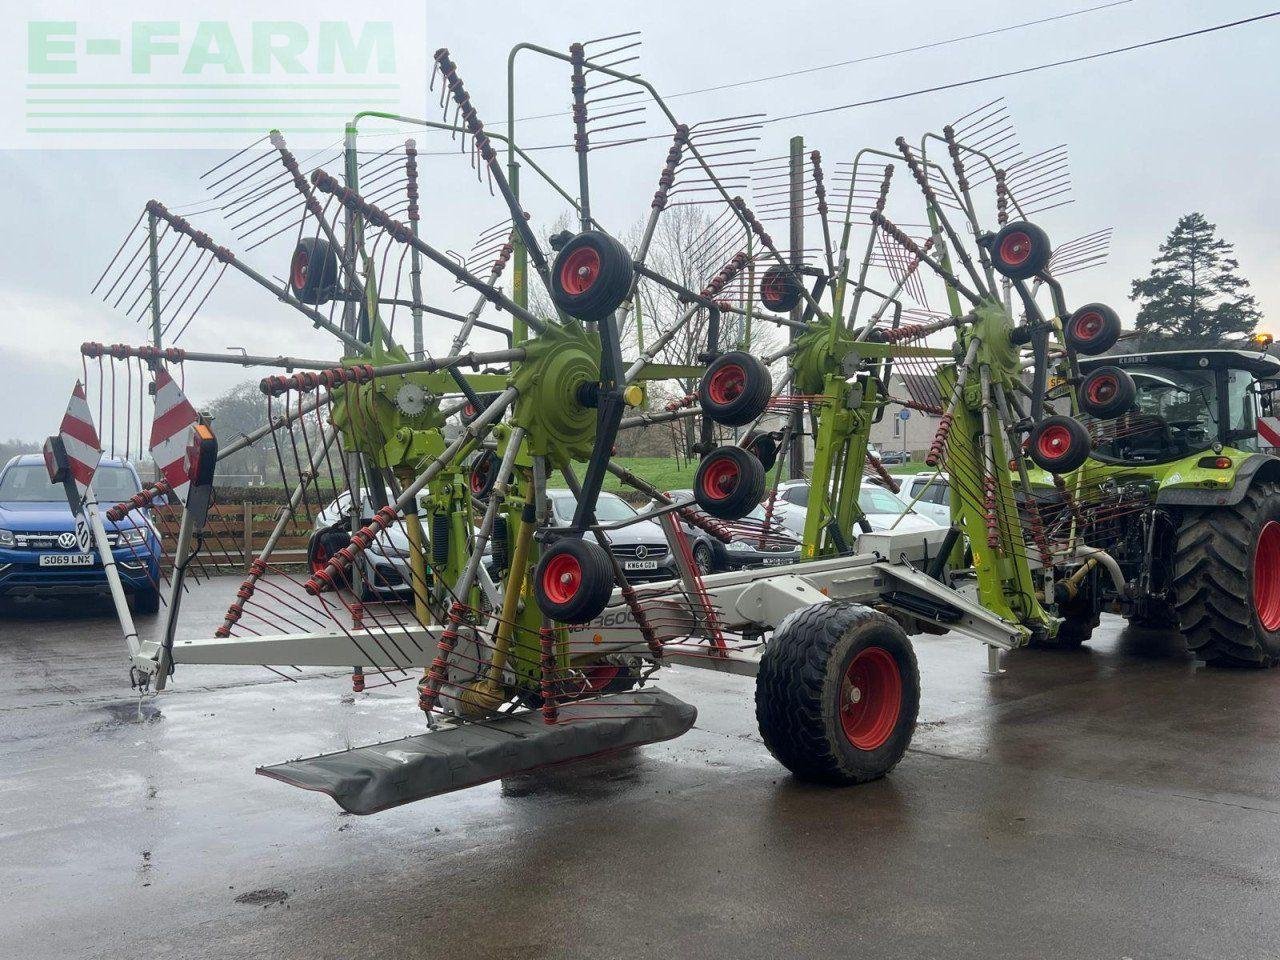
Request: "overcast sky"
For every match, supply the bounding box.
[0,0,1276,444]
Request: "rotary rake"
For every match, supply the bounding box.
[62,40,1135,814]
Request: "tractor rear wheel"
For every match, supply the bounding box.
[756,601,919,784]
[1173,481,1280,667]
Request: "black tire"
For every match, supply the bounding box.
[699,352,772,427]
[1173,481,1280,667]
[693,446,766,520]
[990,220,1052,280]
[307,526,352,592]
[289,236,340,305]
[744,431,779,472]
[692,540,714,575]
[1027,416,1091,474]
[1038,570,1099,650]
[131,587,160,616]
[533,537,616,624]
[758,265,803,313]
[756,601,919,785]
[1077,366,1136,420]
[1065,303,1121,356]
[549,231,634,323]
[469,451,497,499]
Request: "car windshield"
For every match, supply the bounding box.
[1090,365,1220,462]
[552,493,637,524]
[0,463,140,503]
[781,485,809,506]
[859,485,912,516]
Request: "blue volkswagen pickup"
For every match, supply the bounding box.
[0,454,161,613]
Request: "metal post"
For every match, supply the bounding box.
[84,486,140,660]
[342,123,362,341]
[787,134,805,480]
[407,140,425,360]
[146,210,163,355]
[509,162,527,342]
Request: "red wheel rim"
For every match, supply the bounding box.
[470,458,492,494]
[583,663,621,693]
[840,646,902,751]
[700,455,740,501]
[1254,521,1280,631]
[761,273,785,307]
[543,552,583,605]
[310,540,330,574]
[1086,374,1118,406]
[707,363,746,405]
[560,247,601,296]
[1073,311,1104,342]
[1036,424,1075,463]
[999,230,1033,267]
[290,247,310,290]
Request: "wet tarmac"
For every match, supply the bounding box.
[4,580,1280,959]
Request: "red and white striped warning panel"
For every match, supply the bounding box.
[57,381,102,505]
[1258,417,1280,450]
[149,366,200,505]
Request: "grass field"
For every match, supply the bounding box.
[602,457,700,494]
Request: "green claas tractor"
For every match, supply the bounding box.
[1033,347,1280,665]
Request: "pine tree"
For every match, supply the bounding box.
[1129,212,1261,347]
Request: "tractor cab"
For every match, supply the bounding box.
[1079,349,1280,465]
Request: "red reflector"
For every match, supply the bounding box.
[1196,456,1233,469]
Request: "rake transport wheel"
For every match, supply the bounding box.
[549,230,634,323]
[288,236,340,304]
[694,445,766,520]
[743,430,780,472]
[533,537,616,624]
[1173,482,1280,667]
[1027,416,1092,474]
[1065,303,1122,356]
[758,264,803,313]
[699,351,772,427]
[989,221,1052,281]
[1077,366,1136,420]
[469,450,497,499]
[756,602,919,785]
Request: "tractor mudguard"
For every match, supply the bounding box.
[1155,453,1280,507]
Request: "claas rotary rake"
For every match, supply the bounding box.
[59,40,1135,814]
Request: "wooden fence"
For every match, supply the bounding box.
[154,502,311,571]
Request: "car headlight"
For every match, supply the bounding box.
[725,539,752,552]
[116,526,149,546]
[0,529,13,547]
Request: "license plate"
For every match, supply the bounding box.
[761,557,791,566]
[623,559,659,571]
[39,553,94,567]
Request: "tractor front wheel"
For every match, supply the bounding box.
[1173,481,1280,667]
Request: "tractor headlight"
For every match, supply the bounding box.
[0,529,13,547]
